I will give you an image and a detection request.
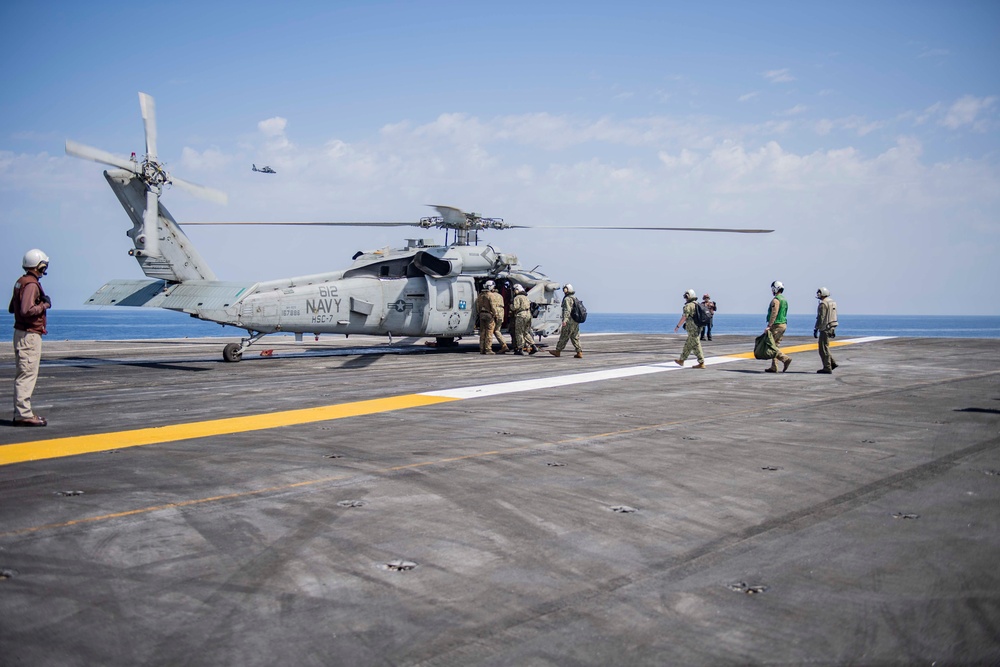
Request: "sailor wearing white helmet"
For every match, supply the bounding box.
[9,249,52,426]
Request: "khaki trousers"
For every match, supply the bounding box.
[768,323,790,370]
[818,331,836,370]
[479,313,497,353]
[13,329,42,419]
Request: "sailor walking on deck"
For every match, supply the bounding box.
[549,284,583,358]
[510,284,536,355]
[673,289,706,369]
[814,287,839,373]
[764,281,792,373]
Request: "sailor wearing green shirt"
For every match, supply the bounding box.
[764,281,792,373]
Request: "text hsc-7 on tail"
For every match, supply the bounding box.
[67,92,773,362]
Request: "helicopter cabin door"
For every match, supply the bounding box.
[425,276,475,336]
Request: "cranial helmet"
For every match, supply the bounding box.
[484,280,496,291]
[563,283,574,294]
[513,284,525,294]
[771,281,784,295]
[816,287,830,298]
[684,289,697,301]
[22,248,50,270]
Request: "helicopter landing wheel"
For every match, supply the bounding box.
[223,343,243,363]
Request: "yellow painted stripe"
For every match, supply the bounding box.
[0,394,457,466]
[724,340,858,360]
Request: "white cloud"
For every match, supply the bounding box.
[941,95,997,130]
[762,68,795,83]
[257,117,288,137]
[738,92,759,103]
[778,104,808,117]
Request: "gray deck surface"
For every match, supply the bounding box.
[1,333,998,666]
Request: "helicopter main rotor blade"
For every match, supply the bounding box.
[65,139,140,173]
[505,225,774,233]
[182,221,421,227]
[139,92,157,160]
[170,176,229,205]
[144,189,160,257]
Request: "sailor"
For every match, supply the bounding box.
[673,289,706,369]
[764,281,792,373]
[476,281,508,355]
[510,284,536,355]
[814,287,840,373]
[549,284,583,358]
[10,249,52,426]
[491,281,509,353]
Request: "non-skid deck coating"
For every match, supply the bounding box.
[1,333,998,666]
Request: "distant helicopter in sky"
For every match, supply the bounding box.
[252,164,276,174]
[65,92,772,362]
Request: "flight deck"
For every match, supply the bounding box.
[1,333,998,666]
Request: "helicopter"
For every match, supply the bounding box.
[252,164,276,174]
[66,92,773,362]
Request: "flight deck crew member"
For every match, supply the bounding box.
[477,281,509,355]
[491,282,509,354]
[673,289,706,369]
[814,287,839,374]
[510,284,536,355]
[764,281,792,373]
[10,249,51,426]
[548,284,582,358]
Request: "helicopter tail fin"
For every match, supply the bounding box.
[104,170,218,283]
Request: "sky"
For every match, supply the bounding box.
[1,0,998,316]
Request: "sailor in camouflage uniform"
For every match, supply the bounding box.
[548,284,582,358]
[672,289,706,369]
[510,284,536,355]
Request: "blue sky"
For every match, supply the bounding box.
[2,0,998,315]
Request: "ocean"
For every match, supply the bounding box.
[2,309,999,340]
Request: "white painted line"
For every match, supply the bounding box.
[422,337,895,400]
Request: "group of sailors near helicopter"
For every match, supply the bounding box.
[476,280,582,358]
[477,278,839,374]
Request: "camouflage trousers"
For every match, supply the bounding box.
[679,323,704,363]
[512,311,532,350]
[556,320,581,353]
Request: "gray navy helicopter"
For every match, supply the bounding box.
[67,92,773,362]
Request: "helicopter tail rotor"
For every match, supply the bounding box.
[66,92,227,257]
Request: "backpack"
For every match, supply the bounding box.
[691,302,710,328]
[570,297,587,323]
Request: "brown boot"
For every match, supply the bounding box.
[498,346,509,354]
[548,350,561,357]
[782,358,792,373]
[574,351,583,358]
[694,361,706,369]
